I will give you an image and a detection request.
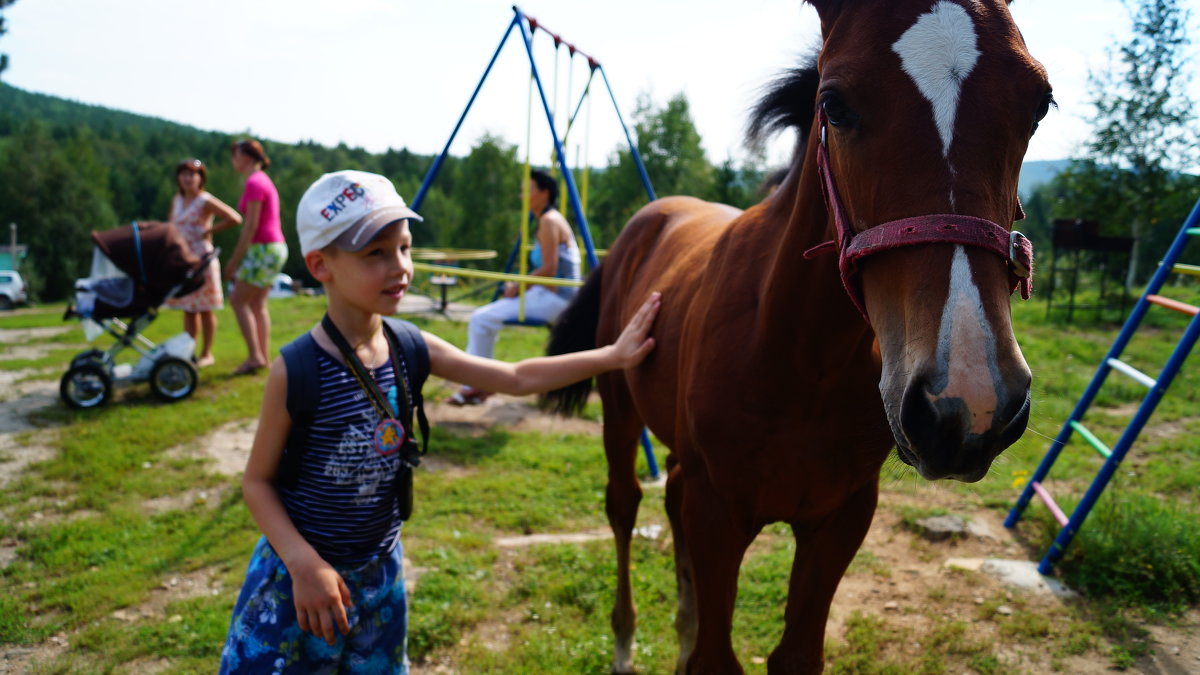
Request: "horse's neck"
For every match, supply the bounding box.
[755,156,876,358]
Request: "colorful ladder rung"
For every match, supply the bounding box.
[1106,358,1156,388]
[1030,481,1069,527]
[1172,263,1200,277]
[1069,420,1112,459]
[1146,294,1199,316]
[1188,228,1200,236]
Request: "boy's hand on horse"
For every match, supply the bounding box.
[609,291,661,369]
[290,554,354,645]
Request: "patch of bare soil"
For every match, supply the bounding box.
[425,391,603,438]
[1,563,231,674]
[0,334,69,573]
[164,418,257,477]
[141,483,234,515]
[0,633,70,675]
[0,374,55,489]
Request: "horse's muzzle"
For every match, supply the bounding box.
[893,376,1031,482]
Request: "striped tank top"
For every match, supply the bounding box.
[277,347,409,566]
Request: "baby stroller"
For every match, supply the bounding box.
[60,221,219,409]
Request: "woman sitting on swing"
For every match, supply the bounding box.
[449,168,583,405]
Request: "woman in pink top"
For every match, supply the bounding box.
[165,158,242,367]
[226,139,288,375]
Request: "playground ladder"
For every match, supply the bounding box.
[1005,197,1200,574]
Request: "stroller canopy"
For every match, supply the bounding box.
[88,221,206,317]
[93,221,204,301]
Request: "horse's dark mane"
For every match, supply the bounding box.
[746,49,820,154]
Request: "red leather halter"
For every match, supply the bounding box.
[803,109,1034,321]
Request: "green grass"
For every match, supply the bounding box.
[1058,494,1200,612]
[0,283,1197,672]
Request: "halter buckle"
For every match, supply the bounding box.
[1009,230,1031,278]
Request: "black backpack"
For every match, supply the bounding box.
[277,317,430,520]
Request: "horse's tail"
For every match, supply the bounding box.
[539,263,604,416]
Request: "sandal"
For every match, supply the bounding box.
[233,362,264,376]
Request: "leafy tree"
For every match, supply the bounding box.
[1085,0,1198,285]
[0,0,16,80]
[590,93,715,245]
[450,134,521,257]
[0,120,117,300]
[710,155,767,209]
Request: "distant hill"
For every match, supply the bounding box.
[1,85,192,133]
[1018,159,1072,198]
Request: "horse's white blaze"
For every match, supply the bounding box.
[892,2,980,158]
[934,246,998,434]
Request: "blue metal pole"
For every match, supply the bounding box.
[599,66,656,202]
[640,429,660,481]
[1035,199,1200,573]
[493,233,524,302]
[1010,199,1200,529]
[1005,198,1200,532]
[515,8,598,269]
[412,16,519,212]
[515,7,660,479]
[1040,310,1200,573]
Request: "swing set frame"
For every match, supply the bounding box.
[411,5,655,267]
[409,5,661,479]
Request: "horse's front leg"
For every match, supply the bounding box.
[678,468,758,675]
[768,480,879,674]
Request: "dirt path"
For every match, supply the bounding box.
[0,326,74,490]
[0,325,82,673]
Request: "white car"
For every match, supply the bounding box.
[0,270,28,310]
[268,273,297,299]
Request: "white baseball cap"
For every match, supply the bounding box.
[296,170,423,255]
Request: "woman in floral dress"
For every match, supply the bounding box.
[165,158,243,367]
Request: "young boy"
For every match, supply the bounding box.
[219,170,660,674]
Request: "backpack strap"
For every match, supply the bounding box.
[383,317,430,459]
[278,331,320,489]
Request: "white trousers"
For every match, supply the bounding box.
[466,286,570,359]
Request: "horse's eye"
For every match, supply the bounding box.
[821,93,859,129]
[1032,92,1056,133]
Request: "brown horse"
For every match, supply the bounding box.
[543,0,1050,672]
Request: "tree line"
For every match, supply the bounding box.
[1023,0,1200,288]
[0,84,766,302]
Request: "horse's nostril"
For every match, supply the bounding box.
[899,376,941,449]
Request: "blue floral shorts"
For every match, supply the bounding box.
[219,537,409,674]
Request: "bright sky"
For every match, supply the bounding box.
[3,0,1197,169]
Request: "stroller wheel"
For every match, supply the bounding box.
[149,356,198,402]
[60,362,112,409]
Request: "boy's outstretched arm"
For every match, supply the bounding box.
[428,291,661,396]
[242,358,353,646]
